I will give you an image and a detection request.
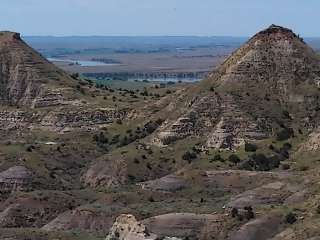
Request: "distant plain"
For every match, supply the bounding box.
[24,36,320,82]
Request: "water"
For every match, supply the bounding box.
[128,77,201,83]
[47,57,121,67]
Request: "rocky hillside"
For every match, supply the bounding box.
[0,31,78,107]
[2,26,320,240]
[153,25,320,149]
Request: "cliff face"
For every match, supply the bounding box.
[105,214,158,240]
[0,166,33,193]
[105,214,183,240]
[0,31,76,107]
[153,25,320,149]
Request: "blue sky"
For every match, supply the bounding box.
[0,0,319,37]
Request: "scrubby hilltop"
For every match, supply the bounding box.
[153,25,320,149]
[0,31,78,107]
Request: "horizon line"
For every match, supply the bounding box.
[20,35,320,39]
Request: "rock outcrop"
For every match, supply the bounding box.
[0,191,79,228]
[81,159,128,189]
[227,181,301,208]
[300,127,320,151]
[0,110,40,130]
[0,166,33,193]
[201,170,289,194]
[43,207,117,234]
[105,214,158,240]
[0,107,127,132]
[138,174,188,192]
[0,31,76,107]
[228,214,283,240]
[105,214,184,240]
[41,107,128,132]
[143,213,228,239]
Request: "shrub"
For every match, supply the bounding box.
[110,135,120,144]
[276,128,294,141]
[26,145,35,152]
[238,159,255,171]
[244,206,255,220]
[316,205,320,214]
[285,212,297,224]
[237,214,244,221]
[146,162,152,170]
[213,154,223,161]
[282,110,291,119]
[93,132,108,144]
[148,196,155,202]
[182,151,197,162]
[279,148,289,159]
[281,163,290,170]
[71,73,79,79]
[134,158,140,164]
[252,153,280,171]
[267,155,281,169]
[127,174,136,182]
[299,165,309,171]
[155,118,164,125]
[228,154,241,164]
[240,154,280,171]
[282,142,292,150]
[144,121,159,134]
[76,85,85,94]
[141,88,149,96]
[231,208,238,218]
[119,136,129,146]
[252,153,268,170]
[245,142,258,152]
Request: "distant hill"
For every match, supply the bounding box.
[23,35,320,54]
[0,31,78,107]
[153,25,320,149]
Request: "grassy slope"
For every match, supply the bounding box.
[1,78,320,239]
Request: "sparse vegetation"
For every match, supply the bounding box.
[0,24,320,240]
